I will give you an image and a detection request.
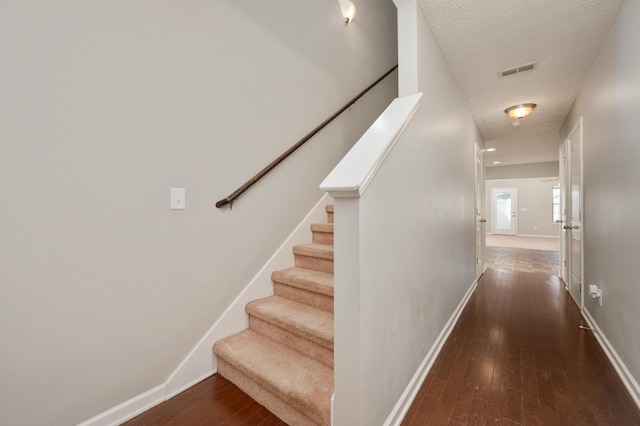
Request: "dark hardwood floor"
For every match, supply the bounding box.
[402,268,640,426]
[124,268,640,425]
[122,374,286,426]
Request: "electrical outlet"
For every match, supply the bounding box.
[599,288,603,307]
[589,284,603,307]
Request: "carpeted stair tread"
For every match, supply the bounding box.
[293,243,334,260]
[311,223,334,245]
[311,223,334,233]
[246,296,333,349]
[272,267,334,297]
[325,205,333,213]
[213,329,333,426]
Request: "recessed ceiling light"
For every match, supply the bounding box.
[486,148,496,152]
[493,161,501,164]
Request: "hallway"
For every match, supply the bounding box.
[402,268,640,425]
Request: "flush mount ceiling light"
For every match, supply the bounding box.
[338,0,356,25]
[505,103,536,120]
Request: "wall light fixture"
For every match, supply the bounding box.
[339,0,357,25]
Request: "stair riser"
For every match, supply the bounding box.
[325,205,334,224]
[249,316,333,368]
[273,283,334,313]
[217,358,324,426]
[295,255,333,274]
[312,232,334,245]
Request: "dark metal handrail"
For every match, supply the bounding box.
[216,64,398,209]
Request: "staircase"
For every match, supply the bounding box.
[213,205,334,426]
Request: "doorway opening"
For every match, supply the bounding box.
[485,180,561,275]
[491,187,517,235]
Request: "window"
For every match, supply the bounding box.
[552,184,561,222]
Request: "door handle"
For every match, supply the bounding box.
[480,219,487,223]
[555,220,564,223]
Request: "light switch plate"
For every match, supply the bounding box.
[171,188,186,210]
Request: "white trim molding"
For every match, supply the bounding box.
[77,385,165,426]
[384,279,479,425]
[581,309,640,409]
[320,93,423,198]
[516,233,560,239]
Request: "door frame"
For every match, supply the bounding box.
[562,117,585,308]
[475,144,485,279]
[491,187,517,235]
[559,140,568,288]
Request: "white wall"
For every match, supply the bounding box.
[329,1,481,423]
[485,178,560,237]
[0,1,398,424]
[560,0,640,398]
[485,161,559,180]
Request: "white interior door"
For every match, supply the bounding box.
[565,118,584,306]
[475,145,486,279]
[491,188,517,235]
[559,141,569,286]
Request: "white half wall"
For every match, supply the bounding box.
[0,1,398,424]
[323,1,483,423]
[560,0,640,406]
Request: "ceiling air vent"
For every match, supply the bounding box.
[499,61,538,78]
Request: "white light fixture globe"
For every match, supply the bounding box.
[504,103,536,120]
[339,0,357,25]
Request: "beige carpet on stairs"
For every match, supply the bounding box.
[213,204,334,426]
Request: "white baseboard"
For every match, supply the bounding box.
[581,309,640,410]
[486,232,559,239]
[76,385,165,426]
[165,371,215,401]
[164,194,331,398]
[384,278,479,426]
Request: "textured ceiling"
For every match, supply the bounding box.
[417,0,623,167]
